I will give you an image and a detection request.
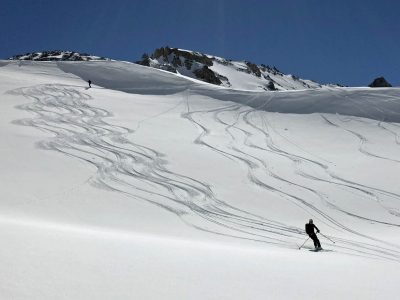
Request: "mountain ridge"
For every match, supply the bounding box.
[8,50,110,61]
[136,46,342,91]
[8,48,340,91]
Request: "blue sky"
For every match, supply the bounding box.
[1,0,399,86]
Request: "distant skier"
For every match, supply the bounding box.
[88,80,92,88]
[305,219,322,250]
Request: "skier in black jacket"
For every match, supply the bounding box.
[305,219,321,250]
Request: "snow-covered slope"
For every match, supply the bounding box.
[137,47,336,91]
[1,60,400,299]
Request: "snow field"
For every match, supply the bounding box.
[1,61,400,299]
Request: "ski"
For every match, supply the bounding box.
[308,248,334,252]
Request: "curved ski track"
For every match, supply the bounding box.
[9,84,400,262]
[182,89,400,261]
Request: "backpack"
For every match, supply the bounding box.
[305,223,314,235]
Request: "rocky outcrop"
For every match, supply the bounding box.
[193,66,222,85]
[137,53,151,66]
[152,47,213,67]
[266,81,277,91]
[245,61,261,77]
[369,77,392,88]
[135,46,331,90]
[9,51,108,61]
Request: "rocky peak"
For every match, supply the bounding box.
[136,46,334,91]
[8,50,109,61]
[368,77,392,88]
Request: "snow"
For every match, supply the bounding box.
[208,57,323,91]
[1,60,400,299]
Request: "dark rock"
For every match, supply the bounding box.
[136,53,151,66]
[369,77,392,88]
[153,46,213,66]
[219,59,233,66]
[194,66,222,85]
[137,58,150,66]
[245,61,261,77]
[266,81,277,91]
[217,74,230,86]
[8,50,107,61]
[184,59,193,70]
[172,55,182,67]
[159,64,177,73]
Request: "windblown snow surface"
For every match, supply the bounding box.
[1,60,400,299]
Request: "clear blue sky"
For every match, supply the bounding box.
[1,0,399,86]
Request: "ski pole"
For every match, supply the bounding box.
[319,232,335,244]
[298,237,309,249]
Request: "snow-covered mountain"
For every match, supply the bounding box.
[9,50,110,61]
[1,59,400,299]
[9,48,338,91]
[137,46,338,91]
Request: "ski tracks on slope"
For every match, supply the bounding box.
[320,114,400,219]
[182,89,400,261]
[9,84,400,262]
[9,84,298,249]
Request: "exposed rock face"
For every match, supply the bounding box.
[369,77,392,88]
[136,46,217,83]
[137,53,151,66]
[153,47,213,66]
[135,46,332,90]
[245,61,261,77]
[193,66,222,85]
[266,81,277,91]
[9,51,108,61]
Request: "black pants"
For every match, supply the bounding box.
[309,233,321,248]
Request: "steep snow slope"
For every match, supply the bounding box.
[1,60,400,299]
[58,60,400,122]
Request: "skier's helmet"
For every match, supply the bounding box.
[309,219,313,224]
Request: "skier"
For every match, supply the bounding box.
[305,219,322,250]
[88,80,92,88]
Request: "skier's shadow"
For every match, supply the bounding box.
[84,87,91,90]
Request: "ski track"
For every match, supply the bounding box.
[182,89,400,261]
[9,84,400,262]
[321,114,400,163]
